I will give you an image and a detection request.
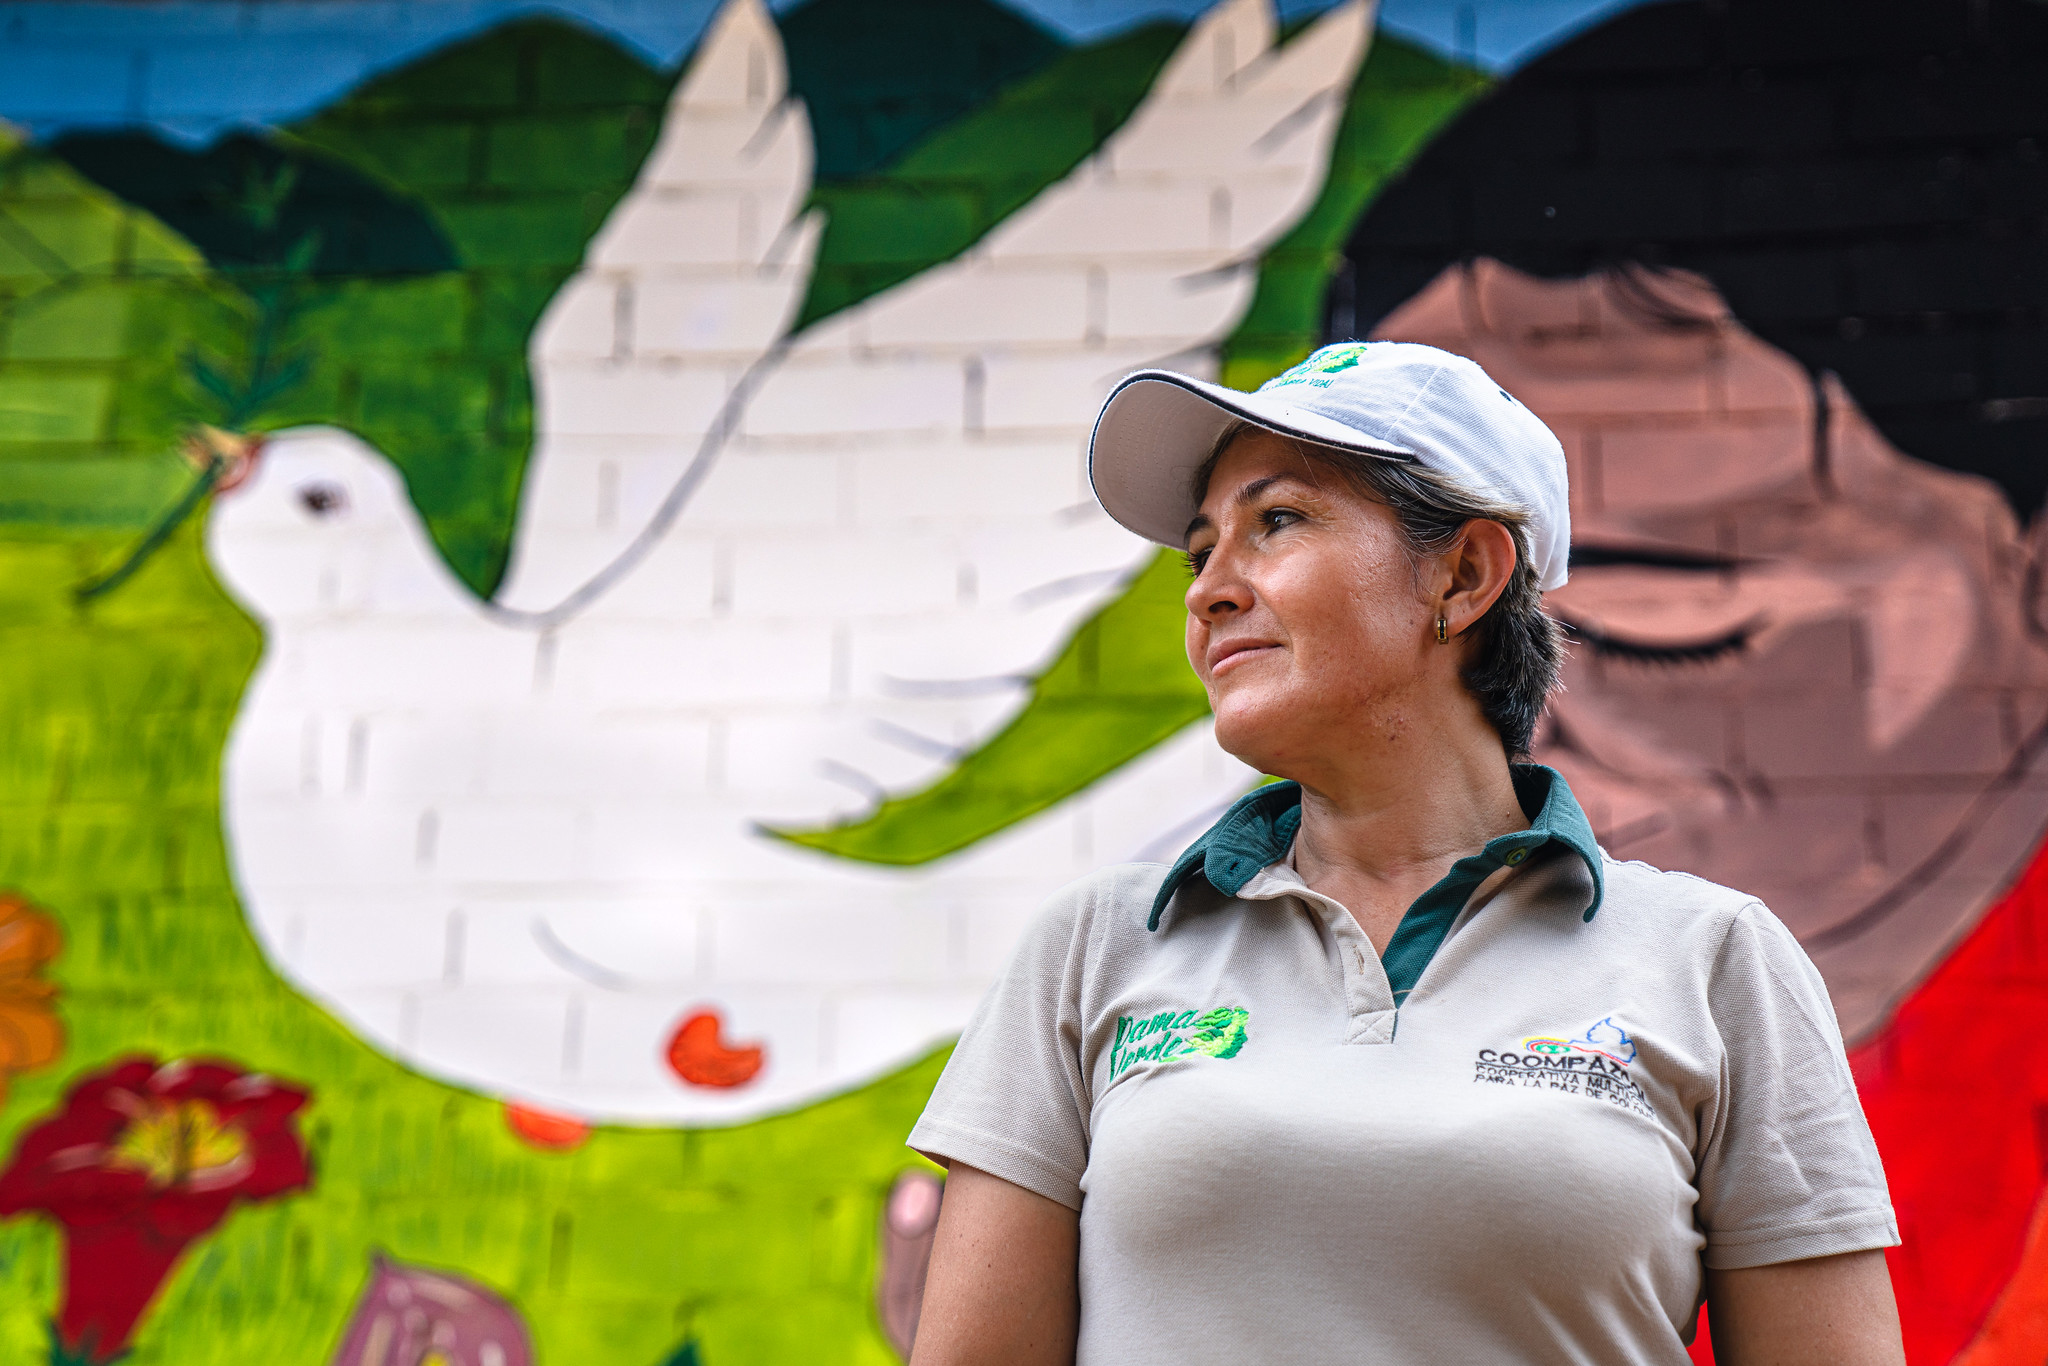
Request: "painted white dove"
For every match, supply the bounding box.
[209,0,1374,1124]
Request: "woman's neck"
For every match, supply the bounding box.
[1287,715,1527,955]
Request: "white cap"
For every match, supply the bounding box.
[1087,341,1572,591]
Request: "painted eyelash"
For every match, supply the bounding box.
[1559,616,1755,665]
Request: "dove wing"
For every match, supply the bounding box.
[720,0,1374,821]
[494,0,822,614]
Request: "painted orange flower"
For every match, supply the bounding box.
[0,892,64,1104]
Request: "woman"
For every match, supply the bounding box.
[904,341,1905,1364]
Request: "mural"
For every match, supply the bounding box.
[0,0,2041,1360]
[329,1255,538,1366]
[202,0,1368,1125]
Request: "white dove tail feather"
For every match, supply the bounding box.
[497,0,819,616]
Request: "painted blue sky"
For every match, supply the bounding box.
[0,0,1648,143]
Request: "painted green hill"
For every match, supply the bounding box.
[795,20,1183,330]
[782,0,1066,179]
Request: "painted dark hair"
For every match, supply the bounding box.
[1331,0,2048,519]
[1196,422,1563,758]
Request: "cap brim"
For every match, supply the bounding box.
[1088,371,1416,548]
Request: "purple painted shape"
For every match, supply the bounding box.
[329,1255,535,1366]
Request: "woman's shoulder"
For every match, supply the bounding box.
[1585,855,1840,1049]
[1597,852,1763,912]
[1589,851,1791,950]
[992,862,1178,989]
[1029,862,1176,939]
[999,864,1179,962]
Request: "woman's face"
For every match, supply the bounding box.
[1183,431,1448,781]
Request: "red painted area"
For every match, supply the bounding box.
[1953,1187,2048,1365]
[1688,837,2048,1365]
[503,1102,591,1151]
[1850,835,2048,1364]
[665,1009,764,1089]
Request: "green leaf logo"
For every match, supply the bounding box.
[1261,341,1374,390]
[1110,1006,1251,1077]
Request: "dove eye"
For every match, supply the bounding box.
[297,484,348,517]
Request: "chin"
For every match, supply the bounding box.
[1209,694,1294,777]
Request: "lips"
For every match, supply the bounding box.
[1208,639,1280,675]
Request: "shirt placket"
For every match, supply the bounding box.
[1239,869,1398,1045]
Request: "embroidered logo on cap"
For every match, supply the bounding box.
[1110,1006,1251,1078]
[1259,341,1374,392]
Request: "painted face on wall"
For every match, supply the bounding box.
[1376,258,2048,1042]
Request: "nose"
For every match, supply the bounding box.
[1185,550,1250,619]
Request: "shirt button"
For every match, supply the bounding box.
[1504,848,1528,866]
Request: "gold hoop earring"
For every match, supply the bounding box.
[1436,616,1449,645]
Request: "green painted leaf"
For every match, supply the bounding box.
[183,351,241,410]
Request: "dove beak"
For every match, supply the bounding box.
[210,435,267,496]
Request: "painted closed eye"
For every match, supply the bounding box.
[1559,615,1756,666]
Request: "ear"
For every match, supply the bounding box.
[1442,519,1518,639]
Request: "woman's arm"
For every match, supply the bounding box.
[910,1161,1080,1366]
[1706,1249,1905,1366]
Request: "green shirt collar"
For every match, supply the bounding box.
[1147,763,1604,932]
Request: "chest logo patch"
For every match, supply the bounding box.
[1111,1007,1250,1078]
[1474,1016,1653,1118]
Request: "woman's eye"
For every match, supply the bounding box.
[1183,549,1211,576]
[1261,508,1301,531]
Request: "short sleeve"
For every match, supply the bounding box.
[908,885,1095,1211]
[1694,902,1901,1269]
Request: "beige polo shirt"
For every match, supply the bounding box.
[909,767,1897,1364]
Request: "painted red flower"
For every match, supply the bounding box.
[0,1057,312,1364]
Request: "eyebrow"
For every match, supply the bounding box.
[1568,543,1747,573]
[1184,474,1305,542]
